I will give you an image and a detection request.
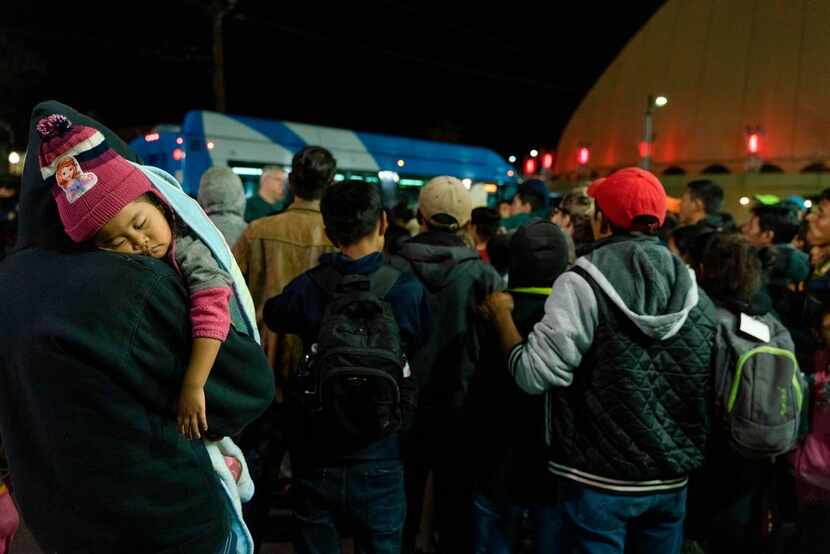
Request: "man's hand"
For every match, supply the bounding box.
[479,291,515,321]
[178,384,208,440]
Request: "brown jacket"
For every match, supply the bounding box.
[233,200,336,399]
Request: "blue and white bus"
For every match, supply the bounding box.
[130,110,517,206]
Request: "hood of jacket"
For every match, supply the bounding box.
[575,234,700,340]
[197,170,246,219]
[396,231,481,291]
[14,101,142,252]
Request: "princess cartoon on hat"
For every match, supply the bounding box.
[55,155,97,203]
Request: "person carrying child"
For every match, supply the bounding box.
[34,113,264,553]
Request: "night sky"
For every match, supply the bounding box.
[2,1,664,158]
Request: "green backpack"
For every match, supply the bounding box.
[713,306,806,460]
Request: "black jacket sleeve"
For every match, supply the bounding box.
[126,271,275,437]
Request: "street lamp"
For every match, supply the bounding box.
[8,151,20,165]
[641,95,668,171]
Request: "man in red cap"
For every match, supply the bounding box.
[481,167,717,553]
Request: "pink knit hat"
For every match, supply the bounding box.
[37,114,154,243]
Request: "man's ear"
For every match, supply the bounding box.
[379,211,388,236]
[287,173,297,196]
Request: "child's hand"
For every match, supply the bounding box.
[177,384,208,440]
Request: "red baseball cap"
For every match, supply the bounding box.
[586,167,667,229]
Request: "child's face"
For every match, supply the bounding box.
[94,196,172,258]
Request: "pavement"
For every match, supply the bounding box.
[8,499,354,554]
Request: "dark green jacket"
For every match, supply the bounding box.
[0,101,275,553]
[244,195,282,223]
[509,235,716,492]
[391,231,504,413]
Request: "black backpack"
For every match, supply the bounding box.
[296,264,412,446]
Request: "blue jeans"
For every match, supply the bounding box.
[292,459,405,554]
[558,479,687,554]
[472,494,561,554]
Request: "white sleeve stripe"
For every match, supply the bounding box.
[508,343,524,376]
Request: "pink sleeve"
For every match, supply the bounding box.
[190,287,232,341]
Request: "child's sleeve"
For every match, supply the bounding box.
[175,233,233,342]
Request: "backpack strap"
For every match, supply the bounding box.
[308,264,345,298]
[370,265,402,300]
[309,263,401,300]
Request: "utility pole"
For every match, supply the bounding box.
[640,95,668,171]
[210,0,238,113]
[0,120,14,177]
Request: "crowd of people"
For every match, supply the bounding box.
[0,101,828,554]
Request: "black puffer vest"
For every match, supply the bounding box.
[548,265,717,481]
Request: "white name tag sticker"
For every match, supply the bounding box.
[740,313,770,343]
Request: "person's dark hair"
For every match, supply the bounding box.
[515,189,544,212]
[717,211,737,232]
[139,193,186,236]
[671,223,714,265]
[795,219,809,251]
[471,207,500,241]
[393,201,415,223]
[658,213,679,244]
[820,188,830,204]
[698,233,762,304]
[686,179,724,214]
[320,180,382,247]
[599,206,661,236]
[751,204,801,244]
[384,209,410,256]
[290,146,336,200]
[570,214,595,245]
[417,210,463,232]
[487,233,511,276]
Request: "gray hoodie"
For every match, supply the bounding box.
[197,167,247,248]
[508,236,701,394]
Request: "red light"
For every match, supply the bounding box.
[172,148,185,161]
[144,133,160,142]
[747,133,760,154]
[639,141,651,158]
[542,152,554,169]
[524,158,537,175]
[578,147,589,165]
[176,137,184,145]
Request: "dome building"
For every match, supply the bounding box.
[554,0,830,209]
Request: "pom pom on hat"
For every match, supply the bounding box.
[36,114,72,138]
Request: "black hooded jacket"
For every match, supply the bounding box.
[390,230,504,413]
[0,102,275,553]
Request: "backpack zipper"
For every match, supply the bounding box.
[728,346,802,414]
